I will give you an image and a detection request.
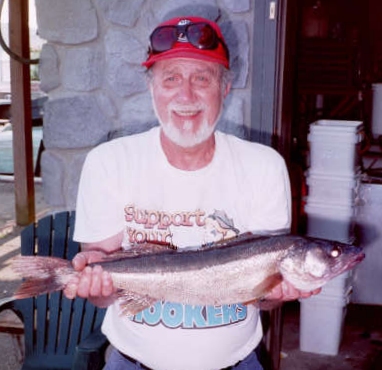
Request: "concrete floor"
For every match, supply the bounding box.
[280,302,382,370]
[0,180,382,370]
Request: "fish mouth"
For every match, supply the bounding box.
[349,252,365,268]
[328,252,365,278]
[338,252,365,273]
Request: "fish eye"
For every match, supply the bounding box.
[330,246,341,258]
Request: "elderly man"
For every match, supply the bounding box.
[65,16,316,370]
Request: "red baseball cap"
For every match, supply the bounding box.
[142,16,230,69]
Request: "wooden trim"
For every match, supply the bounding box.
[9,0,35,225]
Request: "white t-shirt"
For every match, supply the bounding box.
[74,126,291,370]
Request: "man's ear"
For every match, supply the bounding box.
[223,81,232,98]
[147,77,155,96]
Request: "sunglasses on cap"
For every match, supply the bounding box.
[148,22,229,59]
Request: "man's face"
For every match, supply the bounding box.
[149,58,230,148]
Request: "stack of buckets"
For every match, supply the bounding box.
[299,119,363,355]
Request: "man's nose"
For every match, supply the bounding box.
[177,79,195,102]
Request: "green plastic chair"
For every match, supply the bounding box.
[0,211,108,370]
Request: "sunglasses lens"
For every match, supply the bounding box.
[187,24,217,49]
[151,26,178,52]
[150,23,222,55]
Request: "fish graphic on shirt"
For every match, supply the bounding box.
[204,210,240,240]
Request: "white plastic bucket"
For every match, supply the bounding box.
[309,119,363,136]
[371,83,382,137]
[308,120,363,175]
[300,292,349,355]
[305,171,360,206]
[352,183,382,304]
[304,201,355,243]
[320,271,352,297]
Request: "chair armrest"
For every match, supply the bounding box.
[72,326,109,370]
[0,297,19,322]
[0,297,24,337]
[0,297,16,312]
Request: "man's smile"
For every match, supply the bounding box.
[174,109,200,117]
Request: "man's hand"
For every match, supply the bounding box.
[63,231,123,306]
[258,281,321,310]
[63,250,117,307]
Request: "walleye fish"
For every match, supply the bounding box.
[12,233,364,315]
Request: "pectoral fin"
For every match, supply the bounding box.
[117,290,157,316]
[243,273,283,305]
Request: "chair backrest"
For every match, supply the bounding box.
[14,211,106,369]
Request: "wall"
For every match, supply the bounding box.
[36,0,254,211]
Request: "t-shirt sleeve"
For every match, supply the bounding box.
[219,133,292,234]
[255,151,292,232]
[73,145,125,243]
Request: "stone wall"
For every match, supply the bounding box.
[36,0,254,211]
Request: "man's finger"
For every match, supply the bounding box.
[72,250,106,271]
[64,276,79,299]
[101,270,115,297]
[76,266,93,297]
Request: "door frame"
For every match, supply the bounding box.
[250,0,296,164]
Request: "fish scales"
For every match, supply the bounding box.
[96,234,292,274]
[97,237,284,306]
[108,249,280,306]
[12,234,365,315]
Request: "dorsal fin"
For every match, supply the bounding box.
[99,242,177,263]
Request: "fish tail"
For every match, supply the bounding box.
[12,256,74,299]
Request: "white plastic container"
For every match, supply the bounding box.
[300,292,349,355]
[304,201,355,243]
[308,120,363,175]
[371,83,382,137]
[352,183,382,304]
[320,271,352,297]
[305,171,360,206]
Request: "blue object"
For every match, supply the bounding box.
[0,211,108,370]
